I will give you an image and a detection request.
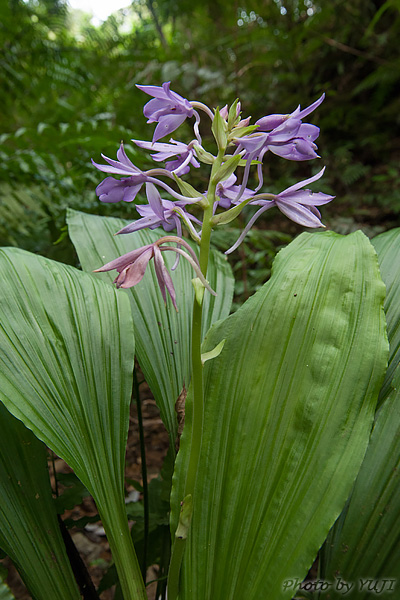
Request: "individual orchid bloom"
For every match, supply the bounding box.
[260,94,325,161]
[116,182,202,242]
[93,236,216,310]
[92,143,148,203]
[237,94,325,164]
[233,94,325,198]
[136,82,194,143]
[132,139,200,176]
[226,168,334,254]
[215,174,255,209]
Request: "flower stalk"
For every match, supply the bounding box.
[91,81,334,600]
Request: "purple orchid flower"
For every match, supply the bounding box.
[215,174,255,209]
[233,94,325,199]
[238,94,325,163]
[94,236,216,310]
[226,167,334,254]
[94,243,178,308]
[116,183,202,242]
[136,82,194,143]
[132,139,200,176]
[92,143,148,203]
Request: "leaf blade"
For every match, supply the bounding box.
[318,228,400,598]
[67,209,234,442]
[171,230,388,600]
[0,404,80,600]
[0,247,146,600]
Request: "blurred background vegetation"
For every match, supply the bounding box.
[1,0,400,302]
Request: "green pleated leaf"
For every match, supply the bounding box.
[0,247,146,600]
[171,230,388,600]
[372,227,400,403]
[320,369,400,599]
[318,228,400,599]
[67,209,234,442]
[0,404,80,600]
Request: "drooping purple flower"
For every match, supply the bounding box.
[226,167,334,254]
[92,143,148,203]
[116,182,202,242]
[132,139,200,176]
[215,174,255,209]
[136,82,194,143]
[94,236,216,309]
[94,242,178,308]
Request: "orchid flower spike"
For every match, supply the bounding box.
[94,236,216,310]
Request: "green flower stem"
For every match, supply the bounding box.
[185,147,224,498]
[100,499,147,600]
[167,149,225,600]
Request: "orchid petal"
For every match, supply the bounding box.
[281,190,335,206]
[91,158,136,176]
[269,142,319,161]
[122,184,143,203]
[153,246,177,310]
[279,167,326,196]
[116,143,137,169]
[152,113,188,143]
[146,182,165,220]
[276,199,324,228]
[101,154,141,174]
[136,83,172,99]
[93,245,153,273]
[267,118,301,142]
[116,215,162,235]
[117,247,154,288]
[298,123,320,142]
[296,93,325,120]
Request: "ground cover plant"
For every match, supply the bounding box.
[0,80,399,600]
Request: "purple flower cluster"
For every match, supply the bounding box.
[92,81,334,305]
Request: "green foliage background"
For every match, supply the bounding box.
[1,0,400,280]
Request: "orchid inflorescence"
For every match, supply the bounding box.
[92,82,334,306]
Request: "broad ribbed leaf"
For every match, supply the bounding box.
[67,209,234,442]
[171,230,388,600]
[372,227,400,402]
[0,404,80,600]
[0,247,146,600]
[319,369,400,599]
[318,228,400,598]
